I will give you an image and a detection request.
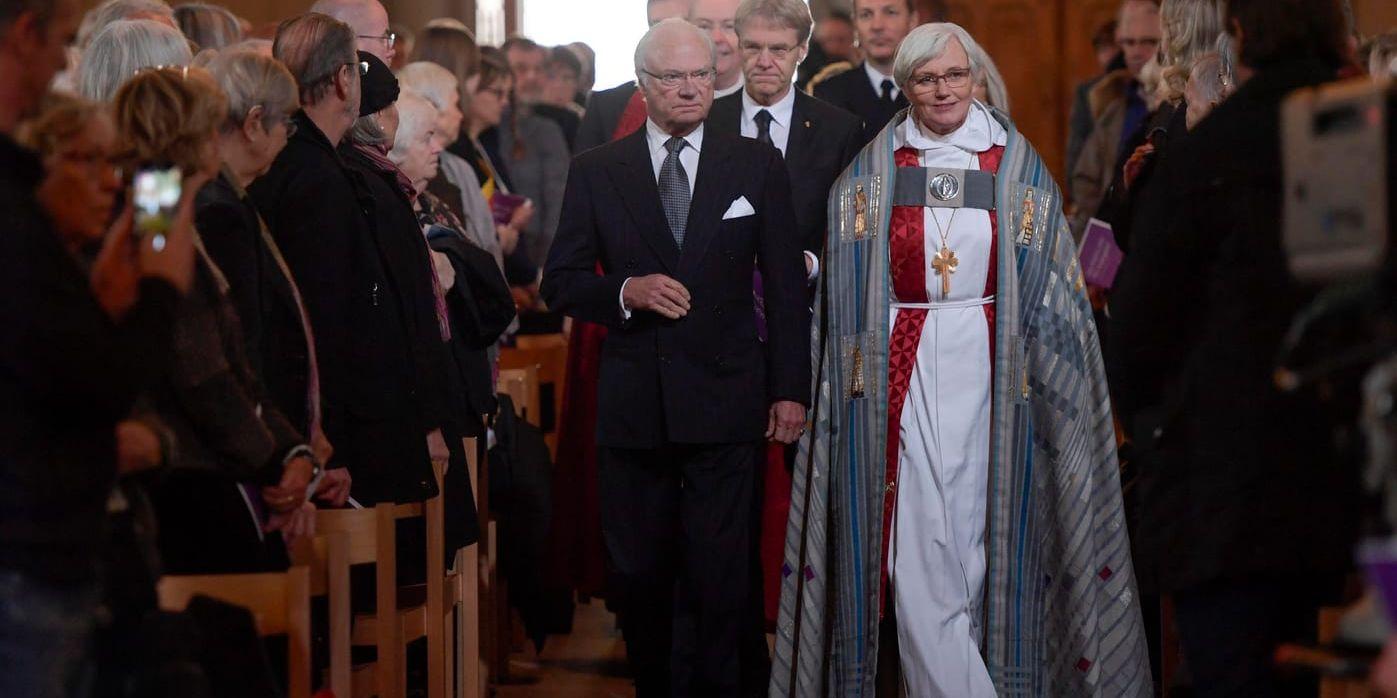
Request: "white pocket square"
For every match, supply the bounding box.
[722,196,756,220]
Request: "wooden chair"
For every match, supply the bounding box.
[156,566,312,698]
[315,498,443,698]
[496,366,541,429]
[498,335,567,453]
[289,531,352,697]
[431,439,485,698]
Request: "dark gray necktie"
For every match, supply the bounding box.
[881,78,895,104]
[658,136,690,248]
[754,109,774,148]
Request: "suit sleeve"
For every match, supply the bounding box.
[540,158,631,329]
[757,150,812,406]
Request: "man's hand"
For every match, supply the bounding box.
[262,455,312,513]
[315,468,352,506]
[766,400,807,445]
[622,274,691,319]
[116,419,162,474]
[265,501,316,546]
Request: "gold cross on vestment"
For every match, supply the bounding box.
[931,246,958,298]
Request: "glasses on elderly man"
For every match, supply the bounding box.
[907,68,972,94]
[640,68,717,89]
[344,60,369,77]
[357,31,397,50]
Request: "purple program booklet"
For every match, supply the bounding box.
[1079,217,1124,289]
[1360,537,1397,624]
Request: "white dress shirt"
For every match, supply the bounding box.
[644,118,702,194]
[865,62,900,101]
[738,87,820,281]
[739,86,796,156]
[620,120,706,318]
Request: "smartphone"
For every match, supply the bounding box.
[132,164,181,249]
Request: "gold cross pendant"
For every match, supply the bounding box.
[931,246,958,298]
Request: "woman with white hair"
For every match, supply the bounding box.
[77,18,192,102]
[773,22,1150,697]
[398,60,503,269]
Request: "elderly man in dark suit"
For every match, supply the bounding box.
[574,0,692,151]
[812,0,918,146]
[708,0,862,264]
[542,17,809,697]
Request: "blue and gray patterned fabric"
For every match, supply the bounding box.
[769,108,1151,698]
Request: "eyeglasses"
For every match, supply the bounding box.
[279,113,298,137]
[357,31,397,50]
[345,60,369,77]
[739,41,797,60]
[907,68,972,93]
[640,68,717,89]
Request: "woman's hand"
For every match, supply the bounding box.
[262,455,312,513]
[497,223,520,255]
[265,501,316,546]
[90,202,141,320]
[430,249,457,291]
[508,198,535,230]
[315,468,352,507]
[116,419,163,474]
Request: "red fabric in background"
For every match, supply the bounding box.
[545,90,651,598]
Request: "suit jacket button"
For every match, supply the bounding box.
[714,305,723,315]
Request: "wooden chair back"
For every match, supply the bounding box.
[289,532,351,697]
[156,567,312,698]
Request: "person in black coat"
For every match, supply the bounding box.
[0,3,190,684]
[541,19,809,697]
[1112,1,1359,694]
[810,0,918,146]
[250,16,437,506]
[706,76,861,260]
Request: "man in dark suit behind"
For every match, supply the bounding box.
[574,0,693,151]
[542,18,809,697]
[811,0,918,146]
[708,0,862,262]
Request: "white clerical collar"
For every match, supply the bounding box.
[714,74,745,99]
[895,100,1007,154]
[646,118,705,154]
[864,62,898,98]
[741,85,795,130]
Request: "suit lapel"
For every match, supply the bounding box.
[785,93,818,168]
[607,128,680,272]
[676,132,734,278]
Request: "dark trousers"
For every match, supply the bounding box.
[601,442,760,698]
[1173,576,1336,698]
